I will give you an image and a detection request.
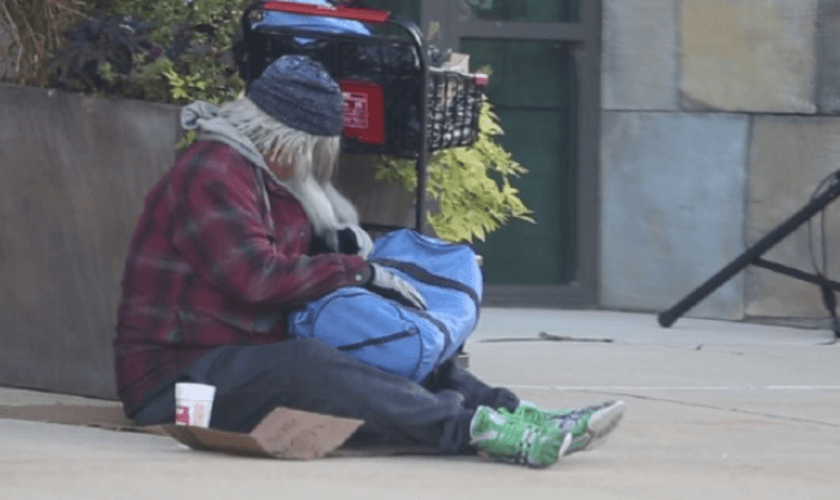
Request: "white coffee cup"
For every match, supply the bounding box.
[174,382,216,427]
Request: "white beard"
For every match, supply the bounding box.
[196,97,363,251]
[281,174,360,251]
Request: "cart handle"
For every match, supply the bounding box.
[258,1,391,24]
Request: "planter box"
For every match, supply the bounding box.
[0,84,181,398]
[0,84,416,398]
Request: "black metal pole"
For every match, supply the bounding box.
[395,17,430,234]
[658,175,840,328]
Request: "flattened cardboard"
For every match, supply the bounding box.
[250,407,364,459]
[0,403,437,458]
[163,407,363,460]
[163,426,276,459]
[0,403,165,435]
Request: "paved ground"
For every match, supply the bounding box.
[2,309,839,499]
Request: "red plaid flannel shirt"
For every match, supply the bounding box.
[114,141,368,415]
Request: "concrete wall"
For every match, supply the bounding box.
[0,84,181,398]
[0,84,411,398]
[601,112,749,319]
[601,0,840,322]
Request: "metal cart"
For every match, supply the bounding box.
[239,0,488,235]
[239,1,488,369]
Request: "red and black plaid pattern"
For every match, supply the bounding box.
[114,141,368,415]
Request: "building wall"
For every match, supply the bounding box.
[601,0,840,322]
[0,84,181,398]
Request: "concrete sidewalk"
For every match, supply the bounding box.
[2,309,839,499]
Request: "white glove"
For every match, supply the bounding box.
[346,225,374,259]
[366,263,427,310]
[335,225,374,259]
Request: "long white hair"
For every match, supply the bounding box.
[219,97,359,244]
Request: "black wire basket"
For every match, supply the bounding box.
[239,2,487,159]
[425,67,486,151]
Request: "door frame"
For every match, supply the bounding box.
[420,0,602,308]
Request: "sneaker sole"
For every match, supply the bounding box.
[557,430,573,458]
[564,400,625,454]
[581,400,625,451]
[527,430,573,468]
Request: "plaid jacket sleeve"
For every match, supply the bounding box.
[169,144,369,307]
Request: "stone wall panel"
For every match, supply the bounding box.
[681,0,817,113]
[602,0,679,111]
[601,111,749,319]
[816,0,840,114]
[746,115,840,319]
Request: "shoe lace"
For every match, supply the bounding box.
[553,411,583,432]
[507,405,548,427]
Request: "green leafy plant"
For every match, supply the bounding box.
[45,0,246,104]
[375,101,534,243]
[106,0,246,104]
[24,0,533,242]
[47,14,158,96]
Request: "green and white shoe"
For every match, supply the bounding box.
[469,406,572,468]
[516,400,625,454]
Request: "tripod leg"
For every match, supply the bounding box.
[658,178,840,328]
[658,249,758,328]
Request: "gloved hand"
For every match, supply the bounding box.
[337,225,374,259]
[366,263,427,310]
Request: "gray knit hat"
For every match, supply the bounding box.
[248,55,344,136]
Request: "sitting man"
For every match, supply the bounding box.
[114,54,624,467]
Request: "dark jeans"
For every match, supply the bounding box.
[131,338,519,454]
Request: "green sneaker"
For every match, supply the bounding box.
[516,400,625,454]
[469,406,571,468]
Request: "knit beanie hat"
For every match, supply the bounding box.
[248,55,344,136]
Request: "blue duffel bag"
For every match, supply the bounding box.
[289,229,482,382]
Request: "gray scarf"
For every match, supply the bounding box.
[180,101,356,249]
